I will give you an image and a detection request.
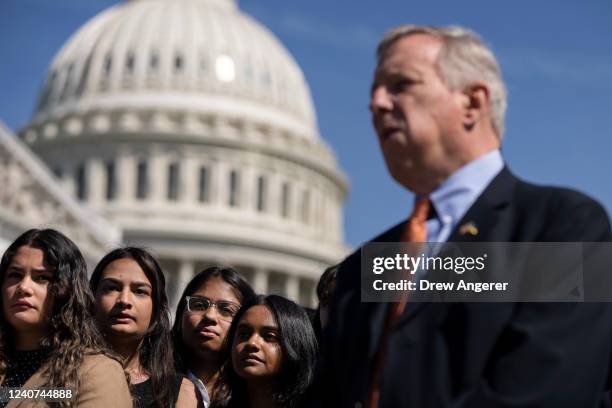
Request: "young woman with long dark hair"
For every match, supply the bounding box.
[0,228,132,407]
[211,295,318,408]
[91,247,201,408]
[172,266,255,407]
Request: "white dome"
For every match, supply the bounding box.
[19,0,349,308]
[34,0,318,141]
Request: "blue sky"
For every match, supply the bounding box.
[1,0,611,247]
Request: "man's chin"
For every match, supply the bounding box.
[388,167,417,192]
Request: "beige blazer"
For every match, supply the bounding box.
[4,353,132,407]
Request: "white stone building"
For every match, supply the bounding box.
[0,121,121,263]
[7,0,348,307]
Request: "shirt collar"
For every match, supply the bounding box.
[428,149,504,226]
[187,370,210,405]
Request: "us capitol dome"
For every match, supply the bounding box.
[18,0,349,307]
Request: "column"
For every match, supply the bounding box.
[242,165,256,211]
[313,189,323,234]
[182,155,197,204]
[253,267,268,295]
[63,165,75,197]
[332,195,342,242]
[326,192,335,241]
[212,160,225,208]
[290,179,301,222]
[268,173,281,216]
[171,260,195,312]
[149,153,166,204]
[117,154,135,204]
[285,274,300,303]
[88,158,104,207]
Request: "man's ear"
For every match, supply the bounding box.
[461,82,490,131]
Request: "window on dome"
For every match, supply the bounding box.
[175,54,184,72]
[105,160,117,201]
[75,163,87,201]
[198,166,209,203]
[126,52,135,74]
[281,182,291,218]
[59,63,74,101]
[75,55,91,96]
[104,55,112,76]
[47,71,57,88]
[150,53,159,71]
[53,166,63,179]
[256,175,267,212]
[215,55,235,83]
[229,170,240,207]
[168,162,180,201]
[136,160,148,200]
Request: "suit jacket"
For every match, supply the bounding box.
[5,353,132,408]
[320,167,612,408]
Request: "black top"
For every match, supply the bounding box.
[0,349,49,408]
[132,375,183,408]
[3,349,49,387]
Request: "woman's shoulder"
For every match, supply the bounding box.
[76,352,132,407]
[79,352,124,372]
[176,376,204,408]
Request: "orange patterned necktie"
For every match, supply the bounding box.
[400,197,430,243]
[367,197,431,408]
[393,197,430,316]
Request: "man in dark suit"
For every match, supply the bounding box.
[320,25,612,407]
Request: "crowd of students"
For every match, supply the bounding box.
[0,228,335,408]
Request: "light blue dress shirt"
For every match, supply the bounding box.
[187,370,210,408]
[423,149,504,243]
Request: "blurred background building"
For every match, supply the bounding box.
[2,0,349,308]
[0,121,121,265]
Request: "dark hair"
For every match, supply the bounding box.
[90,247,174,408]
[212,295,318,408]
[0,229,110,406]
[172,266,255,373]
[312,264,339,341]
[316,264,338,307]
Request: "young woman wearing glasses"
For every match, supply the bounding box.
[172,266,255,407]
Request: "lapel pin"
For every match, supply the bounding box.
[459,222,479,236]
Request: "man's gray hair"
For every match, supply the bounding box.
[377,25,507,140]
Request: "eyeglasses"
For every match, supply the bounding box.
[185,296,241,320]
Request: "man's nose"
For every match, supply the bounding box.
[369,86,393,114]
